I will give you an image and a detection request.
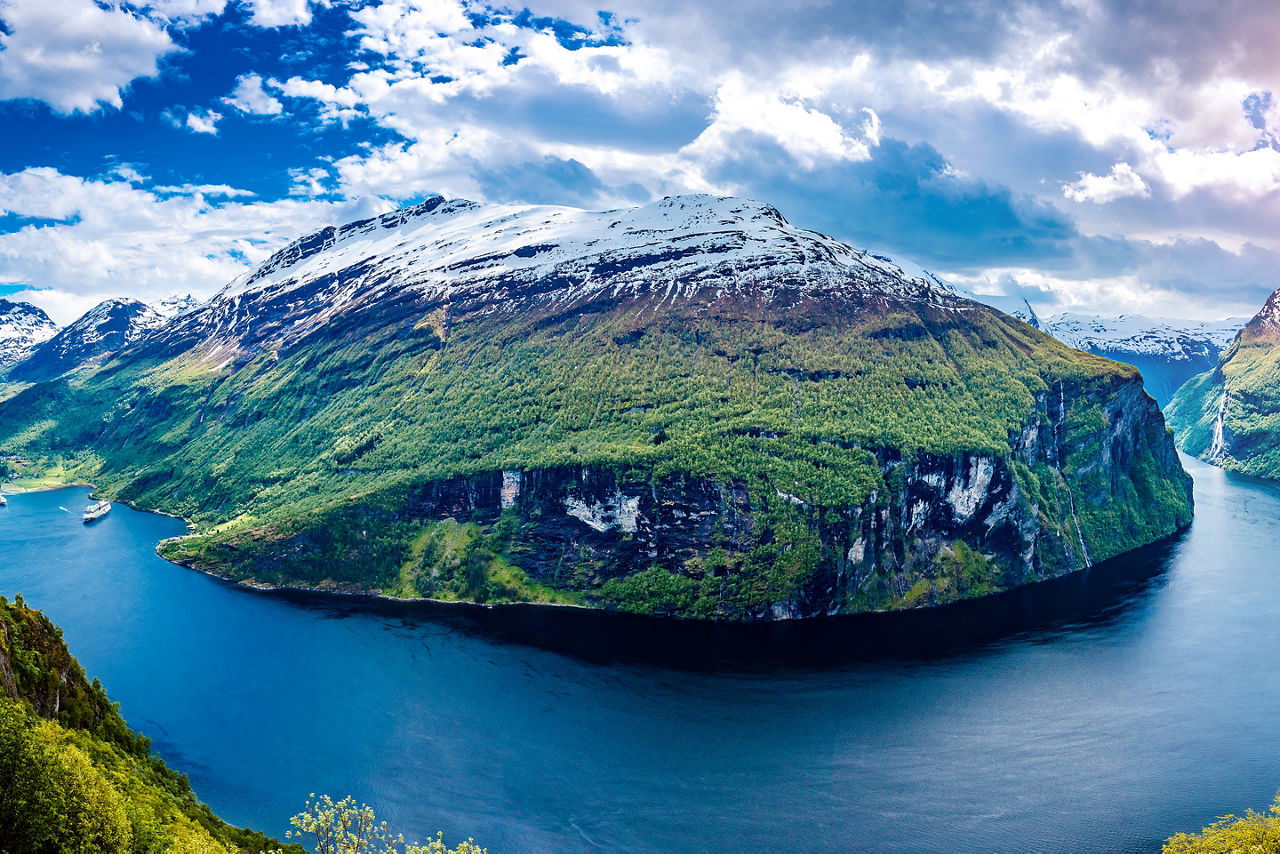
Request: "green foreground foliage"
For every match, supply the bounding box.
[285,795,483,854]
[0,595,301,853]
[1164,794,1280,853]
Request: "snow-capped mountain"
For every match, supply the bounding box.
[1042,313,1245,358]
[144,194,966,364]
[959,292,1246,405]
[153,294,202,318]
[1037,313,1246,405]
[0,192,1192,618]
[6,298,165,382]
[0,298,59,368]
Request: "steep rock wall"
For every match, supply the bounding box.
[164,374,1190,619]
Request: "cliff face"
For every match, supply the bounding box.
[164,374,1190,619]
[0,595,112,729]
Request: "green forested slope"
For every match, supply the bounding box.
[0,595,300,853]
[1167,290,1280,478]
[0,287,1191,617]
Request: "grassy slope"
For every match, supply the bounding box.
[0,291,1186,612]
[0,596,300,853]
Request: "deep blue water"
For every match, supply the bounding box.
[2,455,1280,852]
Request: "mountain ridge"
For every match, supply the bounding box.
[0,195,1193,619]
[0,299,58,369]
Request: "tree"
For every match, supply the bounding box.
[1164,793,1280,853]
[285,795,485,854]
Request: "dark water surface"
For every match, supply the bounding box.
[2,455,1279,852]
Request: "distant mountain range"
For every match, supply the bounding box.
[0,295,199,382]
[0,195,1191,619]
[964,295,1246,406]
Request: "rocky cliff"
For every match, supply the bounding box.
[163,368,1189,618]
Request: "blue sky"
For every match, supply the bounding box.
[2,0,1280,323]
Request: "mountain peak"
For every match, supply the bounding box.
[6,297,164,381]
[219,194,959,314]
[0,298,59,368]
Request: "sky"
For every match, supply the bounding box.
[1,0,1279,324]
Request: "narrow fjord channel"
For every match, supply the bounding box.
[2,454,1278,852]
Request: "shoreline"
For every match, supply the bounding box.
[4,477,1196,625]
[160,550,596,613]
[1,481,95,495]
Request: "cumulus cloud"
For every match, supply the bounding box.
[11,0,1280,321]
[224,73,283,115]
[0,167,393,322]
[0,0,175,114]
[185,108,223,134]
[241,0,314,28]
[278,76,363,123]
[1063,162,1150,203]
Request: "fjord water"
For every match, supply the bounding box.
[2,456,1279,852]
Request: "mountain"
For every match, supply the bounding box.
[0,195,1192,619]
[1041,313,1246,405]
[5,298,164,382]
[960,293,1246,406]
[0,595,299,852]
[153,294,202,318]
[1166,290,1280,477]
[0,299,58,368]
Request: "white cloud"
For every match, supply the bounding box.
[224,73,283,115]
[241,0,314,28]
[185,108,222,134]
[143,0,228,22]
[1150,146,1280,201]
[0,167,394,323]
[683,75,880,169]
[288,167,332,197]
[279,76,363,123]
[0,0,175,114]
[1062,162,1150,204]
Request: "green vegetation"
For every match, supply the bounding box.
[1168,313,1280,480]
[0,595,300,853]
[0,291,1191,617]
[285,795,483,854]
[1164,793,1280,853]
